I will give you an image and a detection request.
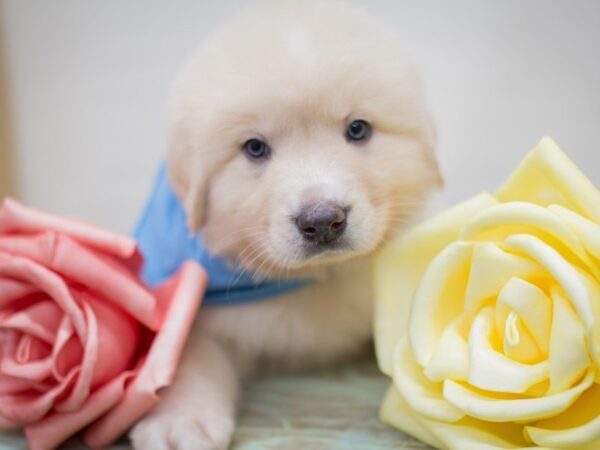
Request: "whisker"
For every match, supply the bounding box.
[226,237,268,287]
[239,238,269,270]
[211,226,266,253]
[251,243,277,282]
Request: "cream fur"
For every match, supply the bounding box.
[131,1,441,449]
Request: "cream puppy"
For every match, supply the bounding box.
[130,1,442,449]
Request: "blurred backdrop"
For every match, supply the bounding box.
[1,0,599,232]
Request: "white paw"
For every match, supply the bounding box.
[130,410,235,450]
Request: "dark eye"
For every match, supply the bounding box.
[243,138,270,159]
[346,120,372,142]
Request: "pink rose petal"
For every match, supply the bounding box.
[25,371,136,450]
[0,328,17,355]
[0,367,79,424]
[0,301,62,344]
[0,233,57,266]
[0,234,158,330]
[0,252,86,340]
[55,302,98,414]
[83,262,206,448]
[0,414,19,430]
[15,334,50,363]
[0,278,38,308]
[2,357,53,382]
[51,318,80,381]
[51,236,158,330]
[0,198,140,267]
[81,293,139,388]
[0,373,36,395]
[1,336,53,381]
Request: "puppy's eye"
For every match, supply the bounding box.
[346,120,372,142]
[243,139,270,159]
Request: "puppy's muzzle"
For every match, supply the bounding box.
[295,202,348,245]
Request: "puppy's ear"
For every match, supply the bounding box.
[167,123,209,232]
[182,178,206,232]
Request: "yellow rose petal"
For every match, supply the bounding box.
[505,234,600,366]
[380,385,449,450]
[463,201,600,282]
[444,370,595,423]
[462,201,585,254]
[497,278,552,354]
[409,241,472,368]
[382,385,533,450]
[550,204,600,262]
[503,311,544,364]
[393,338,465,423]
[463,243,545,316]
[547,290,590,394]
[425,417,533,450]
[375,193,498,375]
[525,382,600,449]
[527,418,600,449]
[496,137,600,223]
[424,316,470,383]
[504,233,599,326]
[469,308,549,394]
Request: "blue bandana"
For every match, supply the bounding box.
[134,164,313,306]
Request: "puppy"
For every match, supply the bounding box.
[131,1,442,449]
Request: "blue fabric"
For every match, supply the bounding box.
[134,164,313,306]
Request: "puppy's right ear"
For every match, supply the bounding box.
[167,123,208,232]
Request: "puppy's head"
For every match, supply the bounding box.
[168,1,442,276]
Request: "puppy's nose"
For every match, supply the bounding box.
[295,202,347,244]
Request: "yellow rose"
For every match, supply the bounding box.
[374,137,600,450]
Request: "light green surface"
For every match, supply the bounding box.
[0,358,429,449]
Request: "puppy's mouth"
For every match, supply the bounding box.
[269,243,355,273]
[301,238,353,259]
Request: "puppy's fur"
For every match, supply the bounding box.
[131,1,442,449]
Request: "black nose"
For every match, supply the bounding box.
[295,202,348,244]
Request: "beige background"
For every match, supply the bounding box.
[1,0,600,232]
[0,24,15,200]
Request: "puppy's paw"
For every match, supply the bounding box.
[130,410,235,450]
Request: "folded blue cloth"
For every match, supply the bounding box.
[134,164,313,306]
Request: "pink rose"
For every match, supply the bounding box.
[0,198,207,450]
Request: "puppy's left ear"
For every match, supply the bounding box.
[167,122,209,232]
[182,179,206,232]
